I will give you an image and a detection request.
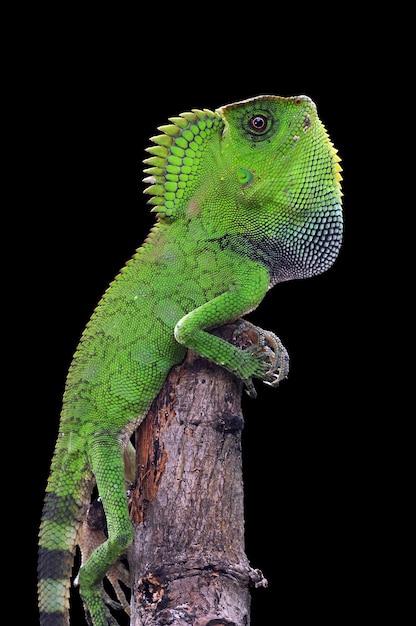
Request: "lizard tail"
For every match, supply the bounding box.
[38,443,91,626]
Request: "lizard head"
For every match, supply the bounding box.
[217,95,343,283]
[143,95,343,284]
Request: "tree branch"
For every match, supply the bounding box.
[128,323,268,625]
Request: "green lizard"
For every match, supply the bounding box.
[37,94,343,625]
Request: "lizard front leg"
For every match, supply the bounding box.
[174,265,283,392]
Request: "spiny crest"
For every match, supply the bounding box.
[322,122,343,197]
[143,108,223,219]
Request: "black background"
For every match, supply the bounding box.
[18,20,392,626]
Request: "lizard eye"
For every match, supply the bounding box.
[242,108,275,142]
[249,114,268,134]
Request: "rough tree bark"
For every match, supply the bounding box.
[128,323,268,626]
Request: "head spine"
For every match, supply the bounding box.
[143,108,223,219]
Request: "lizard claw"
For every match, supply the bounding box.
[232,320,290,391]
[244,378,258,399]
[261,332,290,387]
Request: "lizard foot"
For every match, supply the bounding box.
[232,319,290,397]
[76,498,132,620]
[79,582,122,626]
[103,557,131,616]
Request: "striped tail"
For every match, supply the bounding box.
[38,446,92,626]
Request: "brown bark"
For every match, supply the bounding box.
[128,323,267,626]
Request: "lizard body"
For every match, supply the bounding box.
[38,95,343,625]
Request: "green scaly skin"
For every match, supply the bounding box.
[37,95,343,625]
